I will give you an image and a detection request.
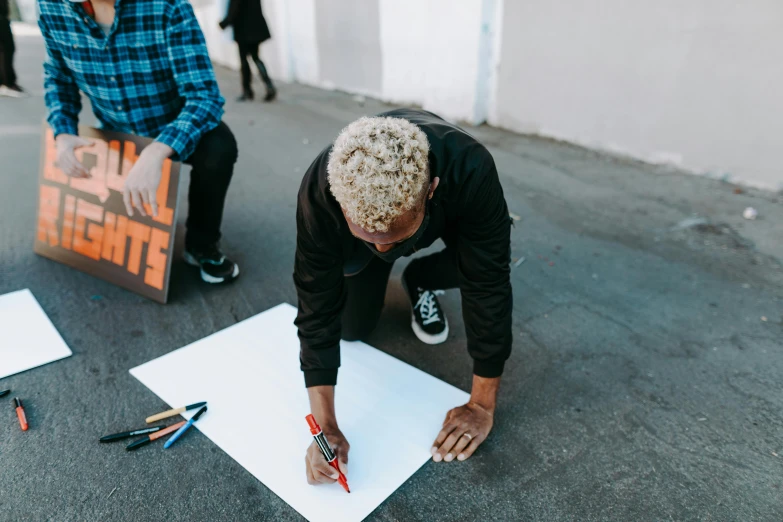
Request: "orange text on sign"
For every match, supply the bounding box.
[37,185,170,291]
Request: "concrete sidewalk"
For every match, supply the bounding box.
[1,30,782,522]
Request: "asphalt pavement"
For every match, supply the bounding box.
[1,29,782,522]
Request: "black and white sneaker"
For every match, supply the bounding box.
[0,85,27,98]
[183,244,240,284]
[410,288,449,344]
[401,273,449,344]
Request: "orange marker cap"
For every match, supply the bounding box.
[306,414,320,435]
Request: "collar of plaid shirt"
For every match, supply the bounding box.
[40,0,225,161]
[73,0,95,18]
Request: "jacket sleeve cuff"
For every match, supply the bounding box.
[49,117,78,139]
[304,369,338,388]
[155,124,196,161]
[473,359,505,379]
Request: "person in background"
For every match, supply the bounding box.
[0,0,25,97]
[295,110,513,486]
[219,0,276,102]
[39,0,241,284]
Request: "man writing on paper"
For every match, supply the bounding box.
[39,0,240,284]
[295,110,512,485]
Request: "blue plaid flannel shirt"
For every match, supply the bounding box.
[39,0,225,161]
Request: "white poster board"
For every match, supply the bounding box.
[130,303,469,522]
[0,289,72,380]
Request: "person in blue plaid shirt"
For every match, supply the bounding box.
[39,0,240,284]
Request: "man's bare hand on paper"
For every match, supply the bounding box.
[123,141,172,218]
[55,134,93,178]
[305,385,349,486]
[431,374,499,463]
[305,425,350,486]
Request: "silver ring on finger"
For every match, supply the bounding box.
[462,433,473,441]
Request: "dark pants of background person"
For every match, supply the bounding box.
[0,20,17,87]
[237,41,274,96]
[342,237,459,341]
[182,121,238,251]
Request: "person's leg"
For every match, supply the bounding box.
[0,20,15,86]
[401,241,460,344]
[249,43,276,102]
[236,42,253,101]
[342,256,394,341]
[403,248,460,293]
[0,40,7,87]
[6,25,16,88]
[182,121,240,283]
[0,20,23,97]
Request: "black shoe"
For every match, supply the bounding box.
[254,58,277,102]
[402,273,449,344]
[0,84,27,98]
[184,244,240,284]
[237,92,254,102]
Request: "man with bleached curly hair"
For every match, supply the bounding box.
[295,108,513,486]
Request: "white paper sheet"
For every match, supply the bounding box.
[0,289,72,379]
[130,303,469,522]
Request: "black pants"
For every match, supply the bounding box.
[0,20,16,87]
[342,245,460,341]
[237,41,273,95]
[182,121,238,251]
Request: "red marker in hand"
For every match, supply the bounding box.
[306,414,350,493]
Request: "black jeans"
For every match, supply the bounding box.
[0,20,16,87]
[182,121,238,251]
[342,245,460,341]
[237,41,273,95]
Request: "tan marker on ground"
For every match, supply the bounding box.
[145,401,206,423]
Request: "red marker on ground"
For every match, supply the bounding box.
[306,414,350,493]
[14,398,28,431]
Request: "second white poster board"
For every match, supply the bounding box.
[0,289,72,380]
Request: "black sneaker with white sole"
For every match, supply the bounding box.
[183,244,240,284]
[0,85,28,98]
[402,275,449,344]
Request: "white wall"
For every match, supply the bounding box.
[192,0,237,69]
[378,0,486,122]
[491,0,783,191]
[21,0,778,190]
[278,0,321,85]
[199,0,496,124]
[194,0,287,82]
[13,0,37,23]
[314,0,383,94]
